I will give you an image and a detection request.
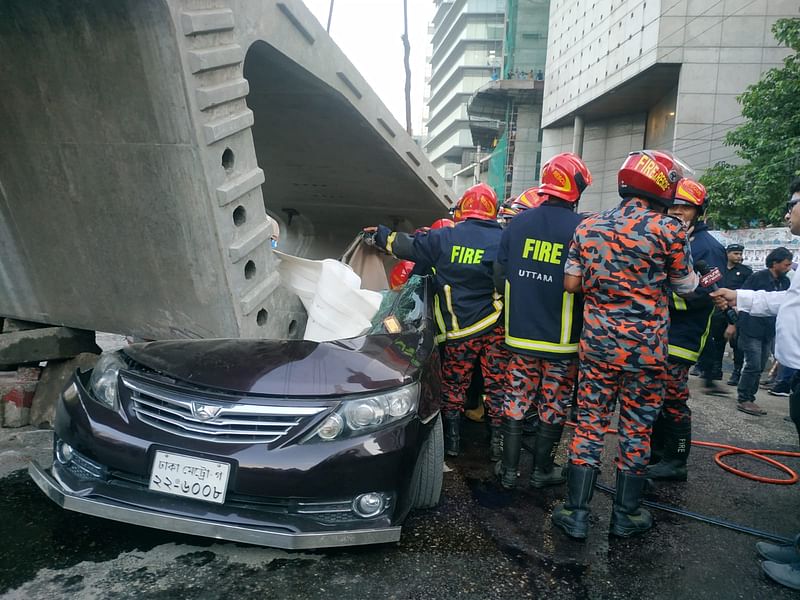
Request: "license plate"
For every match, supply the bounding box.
[148,451,230,504]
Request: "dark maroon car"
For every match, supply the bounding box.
[29,277,444,549]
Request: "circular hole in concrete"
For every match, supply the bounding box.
[288,319,298,336]
[244,260,256,280]
[233,205,247,227]
[222,148,234,172]
[256,309,268,326]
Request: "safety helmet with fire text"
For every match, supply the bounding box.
[618,150,687,207]
[673,177,709,216]
[538,152,593,203]
[498,188,545,223]
[453,182,498,222]
[389,260,415,290]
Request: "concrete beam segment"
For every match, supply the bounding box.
[2,320,49,334]
[0,0,451,340]
[187,44,244,73]
[0,328,100,367]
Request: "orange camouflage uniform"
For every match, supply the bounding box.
[564,197,695,474]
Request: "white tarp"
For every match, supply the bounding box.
[275,251,383,342]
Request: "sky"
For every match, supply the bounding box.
[302,0,433,136]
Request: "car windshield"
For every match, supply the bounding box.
[362,275,428,336]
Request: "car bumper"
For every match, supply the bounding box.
[29,460,401,549]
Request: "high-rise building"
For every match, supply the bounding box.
[464,0,551,199]
[425,0,506,184]
[540,0,797,212]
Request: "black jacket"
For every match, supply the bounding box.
[495,202,584,359]
[375,219,503,341]
[667,222,727,364]
[722,263,753,290]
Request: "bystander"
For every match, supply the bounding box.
[711,177,800,590]
[733,247,793,415]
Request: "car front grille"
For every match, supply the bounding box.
[120,375,328,444]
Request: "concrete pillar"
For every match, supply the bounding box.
[572,115,585,157]
[473,146,482,184]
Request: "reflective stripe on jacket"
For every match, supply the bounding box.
[497,203,583,359]
[667,224,727,364]
[375,219,503,341]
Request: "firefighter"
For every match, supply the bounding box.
[498,197,518,226]
[551,150,699,539]
[494,152,592,490]
[413,218,456,281]
[647,178,727,481]
[697,243,752,385]
[389,219,456,290]
[363,183,505,458]
[389,260,416,290]
[497,188,543,227]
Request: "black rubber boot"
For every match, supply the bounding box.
[530,422,566,488]
[649,413,666,466]
[522,407,539,436]
[645,421,691,481]
[609,470,653,537]
[443,412,460,457]
[551,465,597,540]
[498,418,523,489]
[489,421,503,462]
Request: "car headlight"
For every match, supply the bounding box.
[305,383,419,443]
[87,352,125,410]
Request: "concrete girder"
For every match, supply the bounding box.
[0,0,452,341]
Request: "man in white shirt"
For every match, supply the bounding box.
[711,177,800,591]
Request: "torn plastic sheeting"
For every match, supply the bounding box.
[340,235,389,292]
[274,251,383,342]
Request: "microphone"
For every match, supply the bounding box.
[695,260,737,324]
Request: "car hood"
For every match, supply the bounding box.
[121,334,425,397]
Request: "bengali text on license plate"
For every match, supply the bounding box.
[148,451,230,504]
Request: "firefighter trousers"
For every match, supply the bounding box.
[441,323,508,425]
[503,354,577,425]
[660,360,691,425]
[569,358,665,475]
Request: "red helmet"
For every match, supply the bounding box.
[430,218,455,230]
[389,260,415,290]
[673,178,709,215]
[498,198,518,221]
[538,152,592,203]
[515,187,546,210]
[618,150,686,206]
[454,183,498,222]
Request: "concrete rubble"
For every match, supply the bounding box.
[0,321,102,428]
[29,353,100,428]
[0,367,40,428]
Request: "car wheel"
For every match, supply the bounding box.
[411,413,444,509]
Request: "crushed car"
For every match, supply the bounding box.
[29,275,443,549]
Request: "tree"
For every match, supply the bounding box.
[701,18,800,228]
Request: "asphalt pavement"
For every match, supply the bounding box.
[1,376,798,599]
